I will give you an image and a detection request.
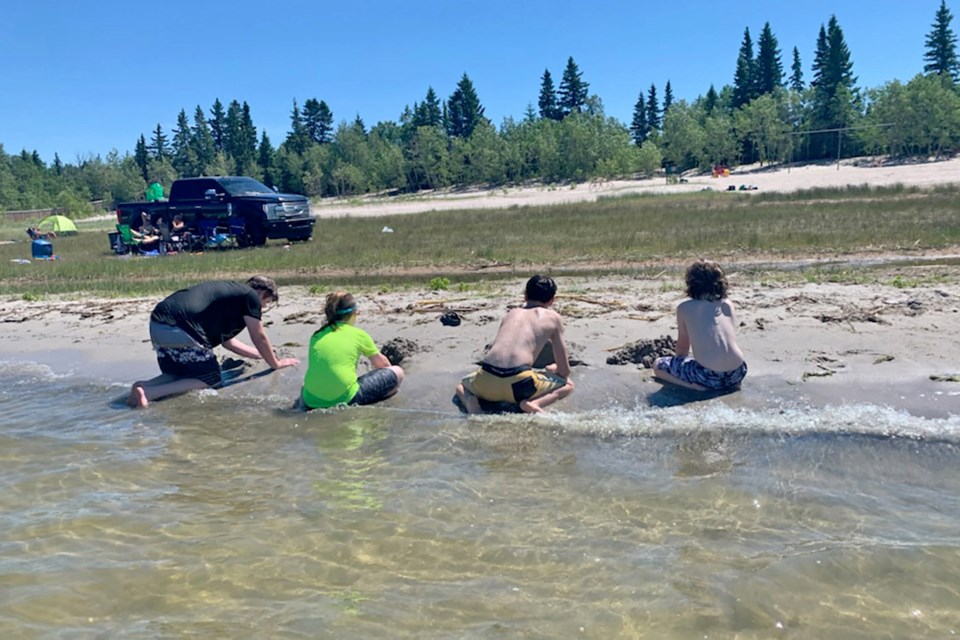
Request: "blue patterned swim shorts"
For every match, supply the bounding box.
[654,356,747,390]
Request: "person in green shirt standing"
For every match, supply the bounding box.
[145,180,165,202]
[301,291,404,410]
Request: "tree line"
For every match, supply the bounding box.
[2,2,959,214]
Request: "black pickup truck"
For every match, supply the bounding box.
[115,176,314,248]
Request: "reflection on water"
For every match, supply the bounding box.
[1,363,959,638]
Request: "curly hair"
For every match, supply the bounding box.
[685,260,728,301]
[245,275,279,304]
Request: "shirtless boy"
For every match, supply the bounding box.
[653,260,747,391]
[456,275,574,413]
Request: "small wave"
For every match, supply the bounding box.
[546,402,960,441]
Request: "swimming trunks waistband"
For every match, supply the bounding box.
[480,362,532,377]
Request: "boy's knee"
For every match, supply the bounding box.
[391,365,404,384]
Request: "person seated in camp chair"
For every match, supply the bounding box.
[131,212,162,252]
[170,214,190,249]
[27,227,56,240]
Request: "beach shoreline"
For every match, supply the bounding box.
[2,270,958,419]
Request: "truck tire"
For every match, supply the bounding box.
[248,219,267,246]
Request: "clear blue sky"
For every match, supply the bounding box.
[0,0,949,163]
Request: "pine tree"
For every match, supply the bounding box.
[303,98,334,143]
[190,105,215,173]
[790,47,804,92]
[663,80,674,115]
[412,88,443,127]
[809,15,859,156]
[208,99,226,152]
[630,90,648,145]
[134,135,149,180]
[150,124,168,160]
[811,24,830,90]
[704,85,719,114]
[353,114,367,135]
[646,83,660,131]
[223,100,243,162]
[171,109,194,175]
[258,132,276,187]
[732,27,756,108]
[538,69,561,120]
[446,73,485,138]
[558,57,590,116]
[924,0,959,82]
[755,22,784,95]
[53,153,63,176]
[285,100,308,154]
[236,102,259,171]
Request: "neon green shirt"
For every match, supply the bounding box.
[302,323,379,408]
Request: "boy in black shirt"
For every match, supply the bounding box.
[127,276,299,407]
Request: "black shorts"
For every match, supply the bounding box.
[150,321,222,387]
[349,368,398,406]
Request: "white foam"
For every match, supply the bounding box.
[546,402,960,441]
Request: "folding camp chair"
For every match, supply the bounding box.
[194,217,231,250]
[115,224,143,255]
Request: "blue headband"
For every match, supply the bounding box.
[336,307,355,316]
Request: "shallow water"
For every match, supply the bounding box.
[2,362,960,639]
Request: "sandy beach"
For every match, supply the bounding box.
[2,158,960,418]
[2,269,959,419]
[312,155,960,219]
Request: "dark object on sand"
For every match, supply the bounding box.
[440,311,462,327]
[380,337,421,366]
[606,336,677,368]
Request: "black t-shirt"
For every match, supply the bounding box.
[150,281,262,348]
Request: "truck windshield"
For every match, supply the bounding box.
[218,177,276,196]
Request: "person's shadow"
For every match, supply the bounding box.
[646,378,741,408]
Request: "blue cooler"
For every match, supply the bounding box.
[31,239,53,259]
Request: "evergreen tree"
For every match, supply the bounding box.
[558,57,590,115]
[236,101,259,171]
[412,88,443,127]
[924,0,959,82]
[285,100,308,154]
[538,69,561,120]
[303,98,334,143]
[732,27,756,108]
[190,105,215,173]
[223,100,243,162]
[149,124,168,160]
[704,85,719,115]
[790,46,804,92]
[258,132,276,187]
[755,22,784,95]
[53,153,63,176]
[663,80,674,114]
[353,114,367,135]
[630,90,648,145]
[646,83,661,131]
[171,109,195,175]
[208,99,226,152]
[134,135,149,180]
[446,73,485,138]
[809,15,860,156]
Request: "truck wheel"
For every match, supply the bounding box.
[246,220,267,246]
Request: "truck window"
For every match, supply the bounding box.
[172,179,221,200]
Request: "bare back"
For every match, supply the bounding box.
[677,298,744,372]
[483,304,568,375]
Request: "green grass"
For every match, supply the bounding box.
[2,184,960,297]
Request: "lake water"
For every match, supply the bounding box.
[2,360,959,639]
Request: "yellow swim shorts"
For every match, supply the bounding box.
[461,362,567,404]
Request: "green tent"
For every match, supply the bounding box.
[37,215,78,235]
